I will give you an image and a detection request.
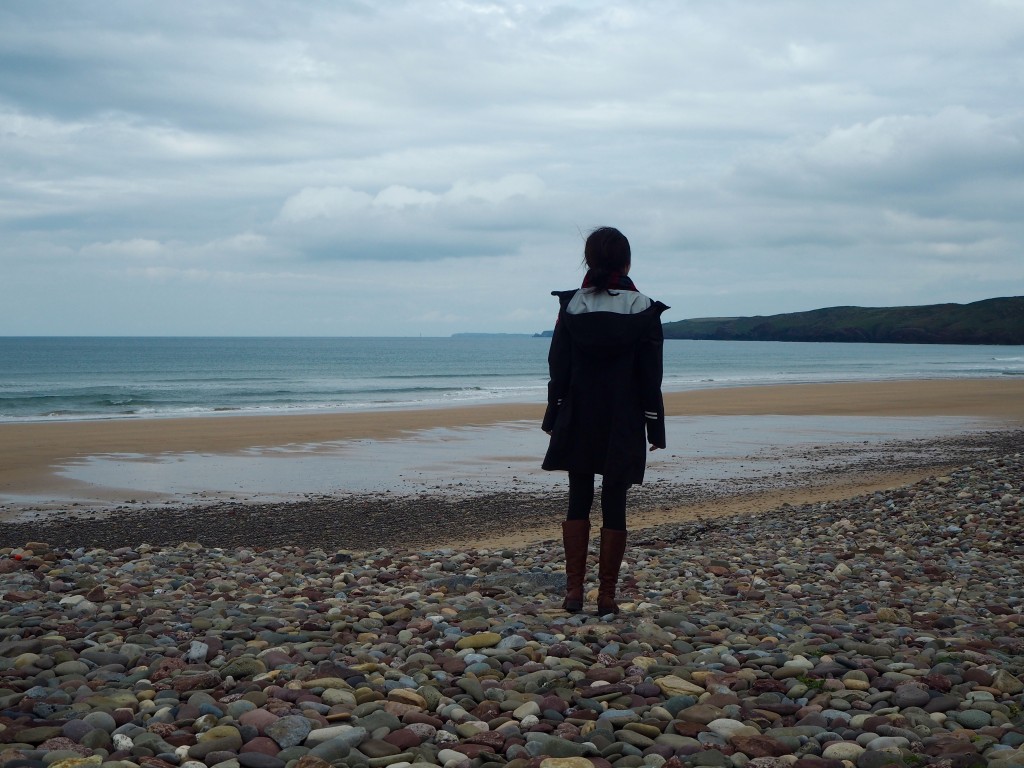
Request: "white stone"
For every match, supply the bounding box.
[831,563,852,579]
[708,718,758,739]
[822,742,865,761]
[437,748,464,764]
[866,736,909,753]
[70,599,99,617]
[304,724,357,747]
[513,701,541,719]
[655,675,704,696]
[112,733,134,751]
[185,640,209,662]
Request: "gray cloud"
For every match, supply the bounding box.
[1,0,1023,335]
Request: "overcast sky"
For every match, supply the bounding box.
[2,1,1022,336]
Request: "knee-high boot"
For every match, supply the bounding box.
[561,519,591,612]
[597,527,628,615]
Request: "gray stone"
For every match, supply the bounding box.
[265,715,313,749]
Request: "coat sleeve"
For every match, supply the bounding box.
[639,307,667,448]
[541,308,571,433]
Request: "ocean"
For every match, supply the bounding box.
[1,336,1022,422]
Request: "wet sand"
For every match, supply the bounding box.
[2,379,1022,489]
[0,378,1022,549]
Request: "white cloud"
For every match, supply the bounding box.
[80,238,167,259]
[279,173,546,224]
[444,174,545,204]
[278,187,374,223]
[375,185,440,209]
[0,1,1022,334]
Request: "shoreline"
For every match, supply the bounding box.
[0,378,1022,543]
[1,423,1020,553]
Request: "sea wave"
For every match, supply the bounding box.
[2,336,1021,423]
[0,383,549,422]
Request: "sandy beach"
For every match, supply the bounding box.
[0,378,1022,549]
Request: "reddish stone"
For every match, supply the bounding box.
[293,756,332,768]
[2,592,36,602]
[466,730,505,749]
[922,673,953,692]
[260,650,292,668]
[175,703,201,721]
[137,759,177,768]
[150,657,189,682]
[240,736,281,756]
[583,666,624,683]
[38,738,90,756]
[756,702,801,715]
[402,711,444,728]
[240,708,282,737]
[553,722,581,740]
[383,728,423,750]
[263,685,294,701]
[577,682,633,699]
[172,671,221,692]
[471,701,501,720]
[862,716,891,732]
[962,668,993,686]
[164,732,197,747]
[383,701,421,718]
[451,743,494,758]
[85,585,106,601]
[752,678,789,693]
[440,657,466,674]
[671,720,705,737]
[705,692,741,707]
[923,736,979,758]
[540,694,568,713]
[731,735,793,758]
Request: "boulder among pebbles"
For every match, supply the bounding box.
[0,454,1022,767]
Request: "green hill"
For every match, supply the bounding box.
[662,296,1024,345]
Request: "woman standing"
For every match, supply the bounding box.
[542,226,668,615]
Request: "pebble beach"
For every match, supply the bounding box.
[2,446,1022,768]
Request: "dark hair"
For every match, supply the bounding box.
[583,226,631,292]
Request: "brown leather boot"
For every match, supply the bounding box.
[597,527,627,615]
[561,519,591,612]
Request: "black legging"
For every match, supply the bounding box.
[566,472,629,531]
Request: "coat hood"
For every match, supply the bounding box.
[553,289,668,352]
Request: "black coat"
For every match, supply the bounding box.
[541,289,668,484]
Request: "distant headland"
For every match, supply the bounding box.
[662,296,1023,345]
[517,297,1023,345]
